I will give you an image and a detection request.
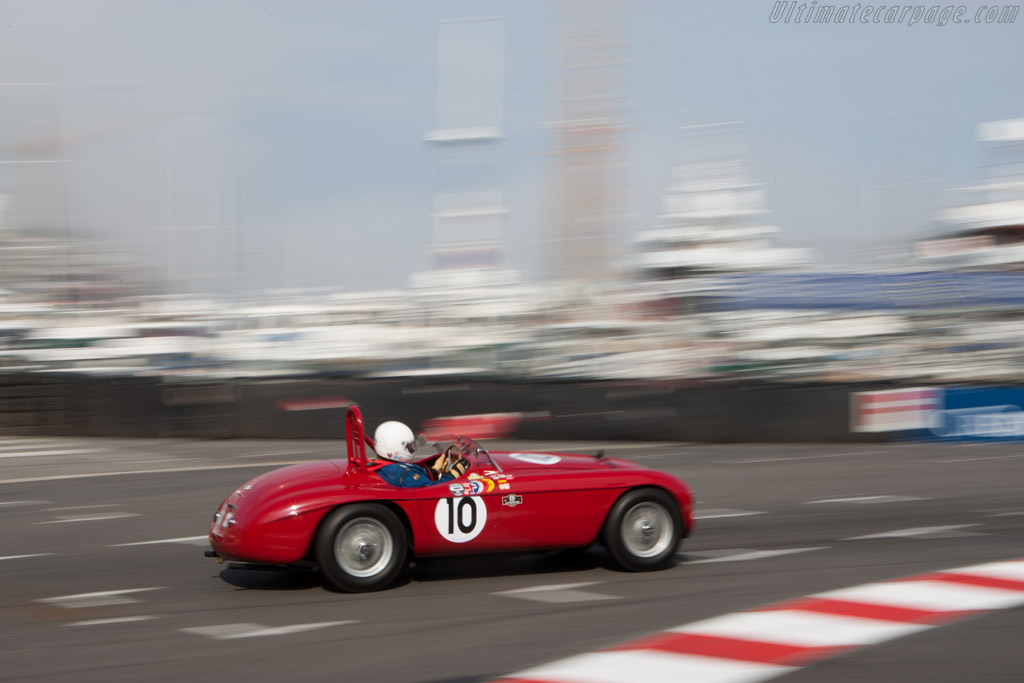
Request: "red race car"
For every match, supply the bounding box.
[208,406,694,592]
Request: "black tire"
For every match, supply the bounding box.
[601,488,682,572]
[315,504,407,592]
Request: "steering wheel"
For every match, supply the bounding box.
[442,445,460,476]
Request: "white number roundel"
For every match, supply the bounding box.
[434,496,487,543]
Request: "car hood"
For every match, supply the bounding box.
[488,450,627,473]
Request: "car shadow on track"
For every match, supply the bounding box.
[218,568,420,592]
[407,546,609,585]
[218,567,326,591]
[214,545,659,592]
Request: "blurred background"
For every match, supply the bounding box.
[1,0,1023,441]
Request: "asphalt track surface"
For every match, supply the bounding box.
[1,437,1022,682]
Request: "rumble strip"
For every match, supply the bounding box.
[491,557,1024,683]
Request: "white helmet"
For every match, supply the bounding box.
[373,421,416,462]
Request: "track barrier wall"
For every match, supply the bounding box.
[0,374,926,442]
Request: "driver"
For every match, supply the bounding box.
[369,421,469,488]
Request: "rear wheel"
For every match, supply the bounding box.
[315,504,407,592]
[602,488,681,571]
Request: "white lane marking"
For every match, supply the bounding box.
[0,460,313,485]
[687,548,827,564]
[0,437,76,442]
[934,453,1024,463]
[672,609,928,647]
[845,524,981,540]
[729,451,878,464]
[235,451,312,458]
[0,443,70,450]
[0,449,101,459]
[111,535,209,547]
[693,509,766,520]
[180,621,357,640]
[806,495,927,504]
[0,437,75,442]
[124,458,197,464]
[496,582,618,604]
[38,587,164,609]
[500,582,603,594]
[559,411,626,419]
[816,580,1024,612]
[0,553,53,561]
[44,504,122,512]
[508,650,793,683]
[0,500,49,507]
[67,615,161,627]
[981,510,1024,517]
[38,512,140,524]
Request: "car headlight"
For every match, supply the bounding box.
[212,503,238,532]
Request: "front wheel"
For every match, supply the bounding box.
[602,488,681,571]
[315,504,407,592]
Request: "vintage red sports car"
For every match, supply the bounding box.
[207,406,694,592]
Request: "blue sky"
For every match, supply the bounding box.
[1,0,1022,292]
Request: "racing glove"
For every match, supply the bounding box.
[449,457,469,478]
[430,451,453,478]
[430,451,469,479]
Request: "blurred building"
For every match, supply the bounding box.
[634,121,812,280]
[550,0,627,282]
[0,192,138,307]
[918,118,1024,270]
[413,16,517,290]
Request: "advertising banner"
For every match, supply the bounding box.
[931,387,1024,440]
[850,387,941,433]
[851,387,1024,441]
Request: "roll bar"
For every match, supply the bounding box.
[345,405,375,473]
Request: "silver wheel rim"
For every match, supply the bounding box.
[621,502,674,558]
[334,517,394,578]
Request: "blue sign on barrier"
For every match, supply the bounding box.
[850,386,1024,441]
[927,388,1024,441]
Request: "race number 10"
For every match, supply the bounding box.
[447,497,476,534]
[434,496,486,542]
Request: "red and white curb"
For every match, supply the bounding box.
[490,557,1024,683]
